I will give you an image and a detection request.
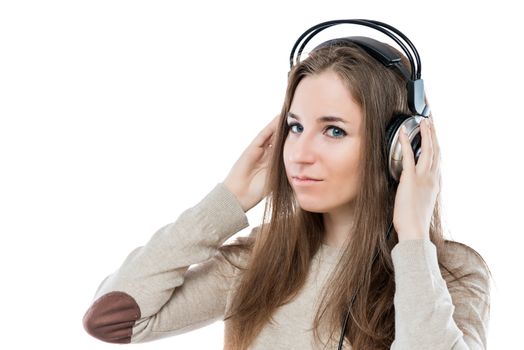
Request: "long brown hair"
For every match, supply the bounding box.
[218,43,492,349]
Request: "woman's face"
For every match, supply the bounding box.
[283,69,363,213]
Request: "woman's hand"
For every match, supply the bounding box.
[222,114,280,212]
[393,115,441,241]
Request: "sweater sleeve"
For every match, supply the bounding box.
[390,238,490,350]
[82,182,252,344]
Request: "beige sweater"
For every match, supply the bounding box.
[82,182,490,349]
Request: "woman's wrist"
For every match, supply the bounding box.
[222,180,249,213]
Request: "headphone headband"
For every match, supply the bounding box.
[288,19,430,117]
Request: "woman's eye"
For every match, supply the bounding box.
[287,123,346,138]
[288,123,301,134]
[326,126,347,138]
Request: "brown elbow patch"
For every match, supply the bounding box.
[83,291,141,344]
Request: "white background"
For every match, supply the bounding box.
[1,0,521,348]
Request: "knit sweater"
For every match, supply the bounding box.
[82,182,490,349]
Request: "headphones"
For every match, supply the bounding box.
[288,19,431,349]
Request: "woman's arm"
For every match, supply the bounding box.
[82,182,253,344]
[390,239,490,350]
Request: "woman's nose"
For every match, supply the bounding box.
[288,131,317,163]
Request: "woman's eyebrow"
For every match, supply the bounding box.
[287,112,349,124]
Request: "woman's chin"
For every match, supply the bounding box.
[295,199,326,213]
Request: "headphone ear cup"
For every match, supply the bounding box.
[385,114,423,182]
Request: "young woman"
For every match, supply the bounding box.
[83,40,491,349]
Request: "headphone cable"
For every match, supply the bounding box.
[337,221,394,349]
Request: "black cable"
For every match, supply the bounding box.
[337,220,394,350]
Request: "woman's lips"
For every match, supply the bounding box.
[292,177,323,185]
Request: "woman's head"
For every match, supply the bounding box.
[282,43,411,214]
[221,41,485,350]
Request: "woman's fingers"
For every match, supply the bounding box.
[399,124,415,173]
[254,114,280,149]
[428,116,441,175]
[417,118,433,174]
